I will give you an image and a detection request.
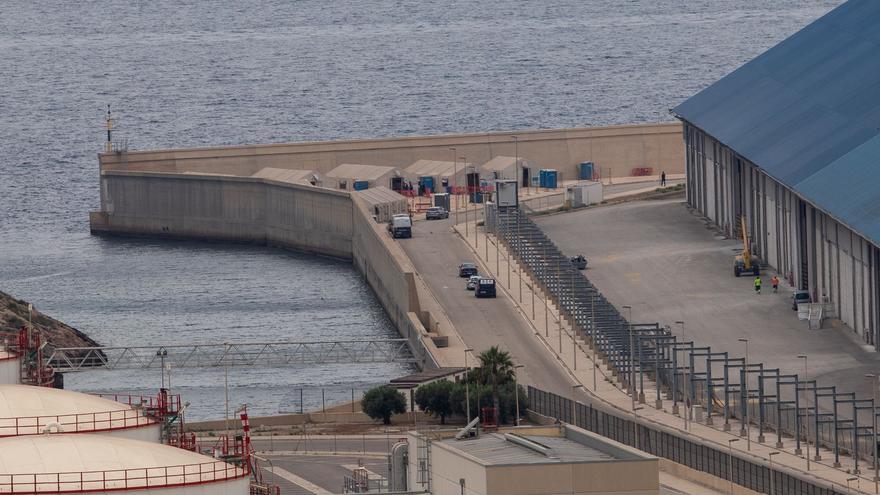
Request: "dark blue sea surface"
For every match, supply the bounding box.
[0,0,839,419]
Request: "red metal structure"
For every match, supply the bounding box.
[14,327,55,387]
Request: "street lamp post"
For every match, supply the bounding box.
[632,406,644,450]
[224,342,230,439]
[450,147,458,222]
[623,305,635,412]
[157,349,168,389]
[461,158,468,238]
[511,135,520,193]
[768,451,779,495]
[739,338,751,451]
[847,476,858,494]
[798,354,812,470]
[727,438,740,495]
[572,383,585,426]
[592,290,598,392]
[674,321,685,417]
[514,365,525,426]
[464,348,474,424]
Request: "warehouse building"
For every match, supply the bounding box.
[405,424,658,495]
[673,0,880,346]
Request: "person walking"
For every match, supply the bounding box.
[660,171,667,186]
[771,275,779,293]
[754,276,762,294]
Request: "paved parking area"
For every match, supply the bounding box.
[535,198,880,400]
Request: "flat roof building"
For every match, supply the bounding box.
[673,0,880,347]
[405,424,658,495]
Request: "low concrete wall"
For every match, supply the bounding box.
[99,124,683,183]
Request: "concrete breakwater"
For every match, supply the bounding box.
[97,123,683,180]
[90,124,684,369]
[90,171,454,370]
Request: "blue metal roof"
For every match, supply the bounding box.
[673,0,880,245]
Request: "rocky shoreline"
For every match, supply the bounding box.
[0,290,101,350]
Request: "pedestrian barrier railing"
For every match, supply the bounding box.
[488,204,880,485]
[0,461,247,493]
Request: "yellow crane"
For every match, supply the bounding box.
[734,216,760,277]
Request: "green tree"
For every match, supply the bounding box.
[414,380,455,424]
[361,386,406,425]
[476,346,515,424]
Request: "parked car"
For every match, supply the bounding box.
[475,278,496,298]
[426,207,449,220]
[570,255,587,270]
[792,290,810,310]
[459,262,478,278]
[466,275,481,290]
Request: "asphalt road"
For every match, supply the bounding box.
[535,199,880,408]
[399,215,576,398]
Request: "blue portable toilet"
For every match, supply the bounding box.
[546,169,558,188]
[578,162,594,180]
[470,192,483,204]
[539,169,558,188]
[353,180,369,191]
[419,176,435,192]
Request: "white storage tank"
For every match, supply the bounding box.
[0,348,21,385]
[0,434,249,495]
[0,385,161,442]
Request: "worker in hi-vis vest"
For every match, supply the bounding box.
[754,276,762,294]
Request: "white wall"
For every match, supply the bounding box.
[0,357,20,385]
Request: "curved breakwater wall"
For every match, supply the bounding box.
[91,170,441,369]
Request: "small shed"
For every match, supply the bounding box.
[404,159,473,194]
[251,167,324,187]
[481,156,532,183]
[355,186,409,223]
[326,163,402,191]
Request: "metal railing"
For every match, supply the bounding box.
[491,204,880,478]
[46,339,417,372]
[0,393,189,437]
[0,461,247,493]
[0,409,155,437]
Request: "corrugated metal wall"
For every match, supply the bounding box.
[683,122,880,348]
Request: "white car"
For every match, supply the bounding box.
[466,275,481,290]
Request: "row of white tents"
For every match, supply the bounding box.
[248,156,532,192]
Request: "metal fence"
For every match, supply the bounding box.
[529,386,841,495]
[486,203,879,491]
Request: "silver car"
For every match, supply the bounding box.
[466,275,481,290]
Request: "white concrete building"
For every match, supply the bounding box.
[0,349,20,385]
[0,385,161,442]
[406,424,658,495]
[673,0,880,347]
[0,434,248,494]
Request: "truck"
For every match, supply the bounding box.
[475,278,496,298]
[388,214,412,239]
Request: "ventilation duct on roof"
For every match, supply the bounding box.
[504,433,556,458]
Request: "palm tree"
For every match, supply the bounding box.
[477,346,514,424]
